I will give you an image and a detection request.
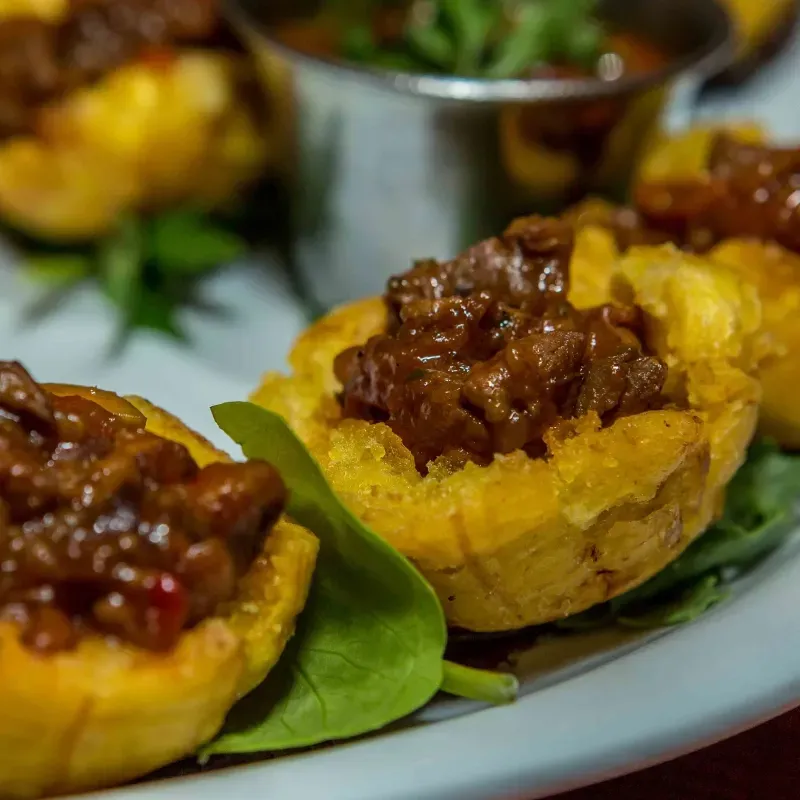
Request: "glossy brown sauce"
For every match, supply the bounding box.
[0,362,285,654]
[0,0,219,139]
[577,134,800,254]
[335,216,666,473]
[635,135,800,253]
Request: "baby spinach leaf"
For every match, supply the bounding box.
[441,661,518,705]
[205,551,441,753]
[205,403,517,755]
[618,440,800,610]
[616,575,729,629]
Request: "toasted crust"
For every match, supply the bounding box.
[251,246,760,631]
[0,392,318,798]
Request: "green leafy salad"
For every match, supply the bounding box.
[189,402,800,759]
[306,0,607,78]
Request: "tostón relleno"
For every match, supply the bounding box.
[567,124,800,450]
[0,365,317,798]
[251,216,762,632]
[0,0,270,240]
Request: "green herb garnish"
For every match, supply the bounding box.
[17,207,252,342]
[202,402,516,757]
[341,0,605,78]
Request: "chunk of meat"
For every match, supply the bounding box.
[0,361,286,654]
[337,217,667,472]
[386,216,573,326]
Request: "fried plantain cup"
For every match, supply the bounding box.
[577,123,800,449]
[570,224,797,451]
[719,0,798,60]
[251,227,762,633]
[0,384,318,799]
[707,240,800,449]
[0,1,272,241]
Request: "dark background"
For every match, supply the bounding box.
[555,708,800,799]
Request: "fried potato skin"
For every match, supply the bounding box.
[0,391,318,799]
[252,250,760,631]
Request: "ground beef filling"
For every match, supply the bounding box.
[574,134,800,254]
[335,216,667,473]
[0,362,285,654]
[0,0,218,138]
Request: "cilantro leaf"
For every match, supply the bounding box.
[148,210,247,276]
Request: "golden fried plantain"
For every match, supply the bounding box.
[0,52,270,241]
[0,2,272,240]
[252,247,761,632]
[719,0,798,57]
[707,240,800,449]
[635,123,766,184]
[0,388,318,799]
[614,122,800,449]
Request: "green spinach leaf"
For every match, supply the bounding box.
[204,402,515,756]
[616,575,729,628]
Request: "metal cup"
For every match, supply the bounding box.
[230,0,733,312]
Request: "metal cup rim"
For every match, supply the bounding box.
[226,0,735,103]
